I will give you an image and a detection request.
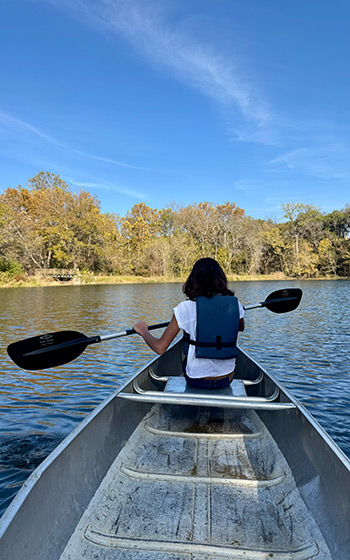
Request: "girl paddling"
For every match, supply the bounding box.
[133,257,244,389]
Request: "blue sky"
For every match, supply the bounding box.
[1,0,349,220]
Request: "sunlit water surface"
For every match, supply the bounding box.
[0,280,349,516]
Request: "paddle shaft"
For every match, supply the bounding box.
[100,322,170,341]
[23,322,170,357]
[244,296,299,311]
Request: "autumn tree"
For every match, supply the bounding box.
[0,185,44,270]
[120,203,162,274]
[262,225,289,274]
[174,202,246,271]
[1,172,349,279]
[0,172,119,273]
[281,203,322,276]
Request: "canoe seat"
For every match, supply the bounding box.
[119,375,296,410]
[149,369,264,386]
[164,376,247,397]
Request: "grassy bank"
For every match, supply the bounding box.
[1,271,348,288]
[0,273,184,288]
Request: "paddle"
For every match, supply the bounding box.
[244,287,302,313]
[7,322,170,371]
[7,288,302,371]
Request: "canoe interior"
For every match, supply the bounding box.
[60,404,333,559]
[0,341,349,559]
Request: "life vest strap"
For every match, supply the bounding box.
[183,332,236,349]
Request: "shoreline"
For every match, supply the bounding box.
[0,273,349,288]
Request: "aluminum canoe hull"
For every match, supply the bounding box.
[0,342,349,559]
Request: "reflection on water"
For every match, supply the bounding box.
[0,280,349,516]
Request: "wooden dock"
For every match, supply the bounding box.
[35,269,77,282]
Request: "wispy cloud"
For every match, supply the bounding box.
[39,0,350,183]
[234,179,261,193]
[66,147,146,170]
[67,177,146,199]
[230,121,281,146]
[0,110,144,170]
[47,0,272,130]
[271,144,350,180]
[234,180,313,209]
[0,111,58,144]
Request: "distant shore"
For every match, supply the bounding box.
[0,272,348,288]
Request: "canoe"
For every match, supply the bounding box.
[0,341,349,559]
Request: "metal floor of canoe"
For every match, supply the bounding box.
[60,388,332,559]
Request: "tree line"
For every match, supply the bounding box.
[1,172,349,279]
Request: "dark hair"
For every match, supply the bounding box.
[183,258,234,300]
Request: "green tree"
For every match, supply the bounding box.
[323,206,350,238]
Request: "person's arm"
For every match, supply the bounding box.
[238,300,245,332]
[133,314,180,355]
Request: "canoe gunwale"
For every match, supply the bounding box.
[246,349,350,468]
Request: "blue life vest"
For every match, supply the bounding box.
[183,295,240,359]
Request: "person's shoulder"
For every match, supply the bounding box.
[175,299,195,311]
[174,299,196,326]
[237,299,245,317]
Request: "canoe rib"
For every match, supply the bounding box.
[84,531,320,559]
[119,464,288,487]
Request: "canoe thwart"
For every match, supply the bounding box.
[118,391,296,410]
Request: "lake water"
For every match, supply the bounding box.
[0,280,349,517]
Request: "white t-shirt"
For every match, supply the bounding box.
[174,298,244,379]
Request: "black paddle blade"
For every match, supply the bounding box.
[264,288,302,313]
[7,331,90,371]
